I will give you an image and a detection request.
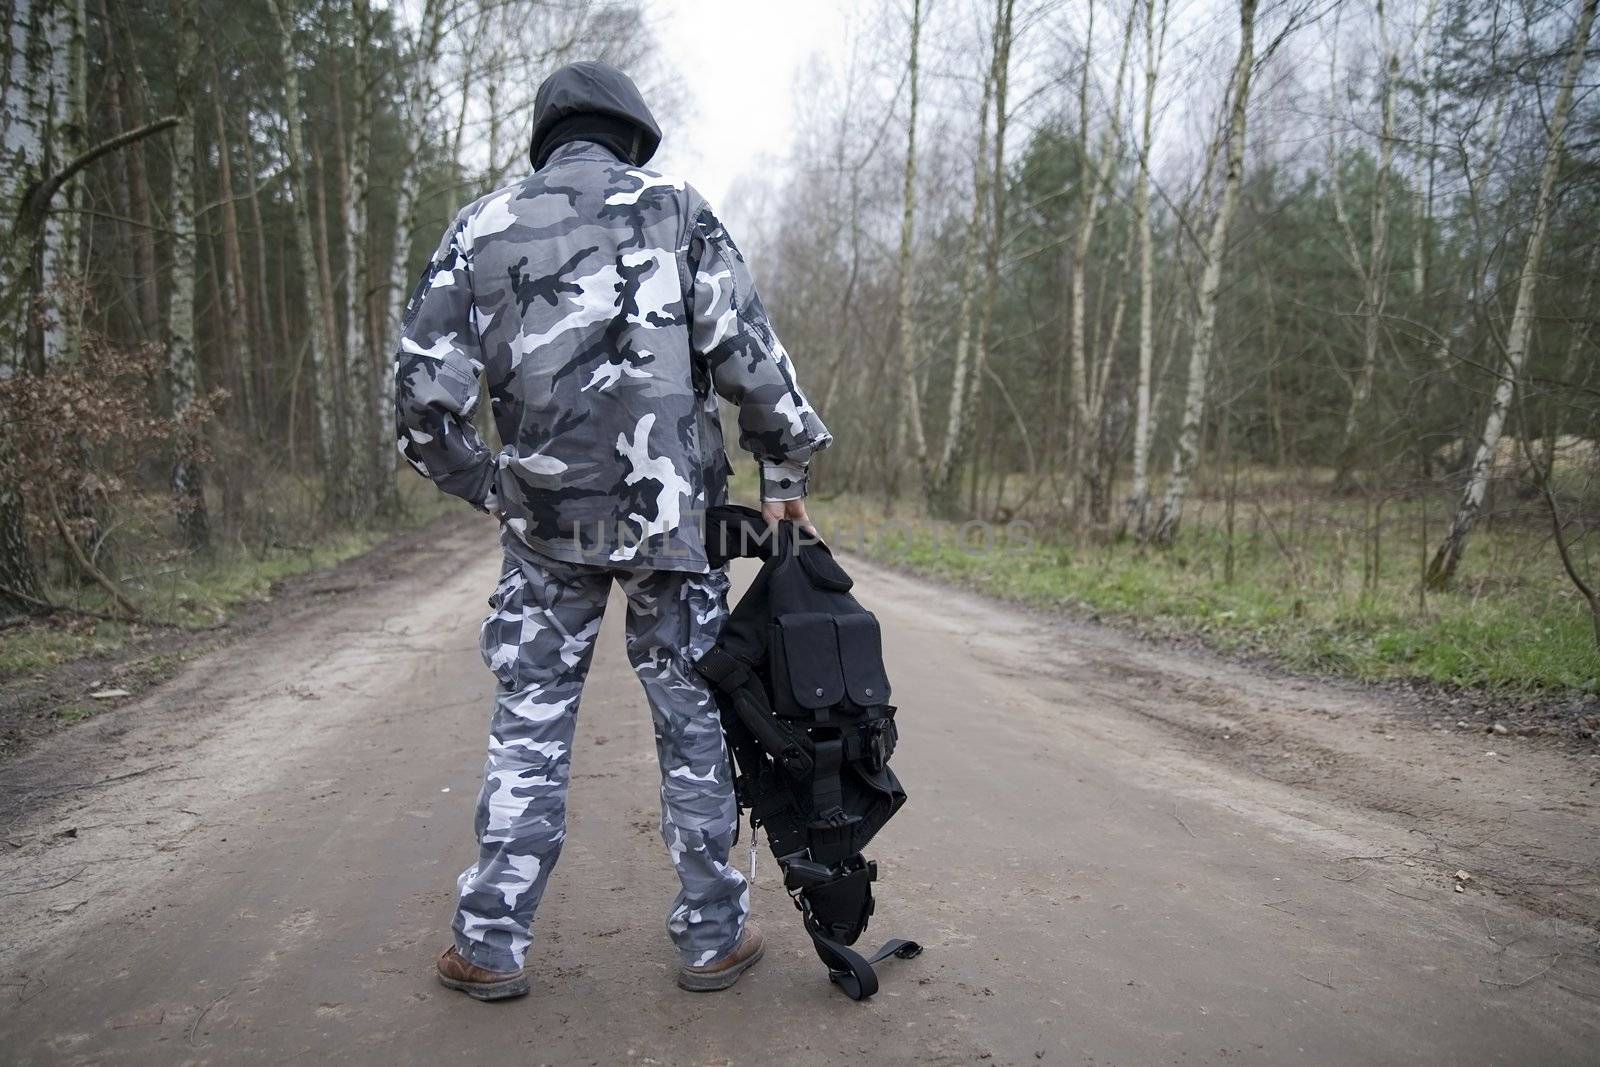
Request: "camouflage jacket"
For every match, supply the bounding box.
[393,140,832,572]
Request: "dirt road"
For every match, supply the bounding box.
[2,517,1597,1065]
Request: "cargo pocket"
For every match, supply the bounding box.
[772,612,844,718]
[836,613,890,706]
[478,564,527,687]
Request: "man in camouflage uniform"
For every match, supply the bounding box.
[394,61,830,1001]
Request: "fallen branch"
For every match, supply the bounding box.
[0,580,154,626]
[44,489,141,620]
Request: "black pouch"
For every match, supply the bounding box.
[771,612,844,719]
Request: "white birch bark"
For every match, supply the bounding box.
[1427,0,1596,587]
[376,0,448,494]
[1149,0,1257,546]
[1067,0,1135,522]
[2,0,49,372]
[954,0,1014,508]
[1125,0,1167,537]
[894,0,927,489]
[0,0,48,607]
[931,56,994,506]
[38,0,82,366]
[343,0,375,515]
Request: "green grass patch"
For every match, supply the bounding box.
[808,491,1600,695]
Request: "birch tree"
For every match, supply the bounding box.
[39,0,84,366]
[893,0,927,494]
[377,0,448,504]
[0,0,54,609]
[1149,0,1258,547]
[930,46,994,509]
[1123,0,1168,537]
[946,0,1014,509]
[343,0,375,516]
[1426,0,1596,588]
[1065,0,1135,524]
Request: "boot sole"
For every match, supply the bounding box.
[677,941,765,992]
[436,970,530,1001]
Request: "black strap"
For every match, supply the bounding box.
[811,738,846,822]
[803,917,922,1000]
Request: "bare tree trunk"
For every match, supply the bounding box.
[311,136,346,481]
[930,54,995,510]
[109,4,161,342]
[270,0,338,491]
[239,123,276,432]
[0,0,50,611]
[1409,0,1439,299]
[893,0,926,496]
[39,0,84,365]
[1124,0,1167,537]
[2,0,50,370]
[949,0,1015,504]
[212,91,256,434]
[1149,0,1257,547]
[1334,0,1397,489]
[376,0,447,507]
[343,0,375,518]
[1066,0,1135,524]
[164,0,207,550]
[1426,0,1596,587]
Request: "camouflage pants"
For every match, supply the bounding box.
[453,543,748,973]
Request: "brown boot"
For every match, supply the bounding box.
[677,924,765,992]
[435,946,530,1001]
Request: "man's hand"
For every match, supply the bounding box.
[762,498,816,537]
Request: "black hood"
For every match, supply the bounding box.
[528,61,662,170]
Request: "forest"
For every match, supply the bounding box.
[2,0,1598,698]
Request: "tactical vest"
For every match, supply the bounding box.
[695,507,921,999]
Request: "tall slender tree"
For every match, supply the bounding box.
[930,45,995,509]
[1332,0,1398,488]
[893,0,927,494]
[1066,0,1135,524]
[1149,0,1258,546]
[343,0,375,516]
[1426,0,1597,587]
[165,0,207,550]
[270,0,337,488]
[1124,0,1168,537]
[377,0,448,507]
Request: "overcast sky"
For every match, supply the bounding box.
[643,0,854,226]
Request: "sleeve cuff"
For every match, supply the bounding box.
[760,459,810,501]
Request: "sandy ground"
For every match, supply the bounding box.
[1,515,1597,1065]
